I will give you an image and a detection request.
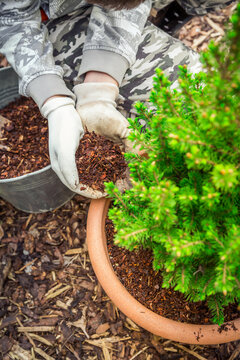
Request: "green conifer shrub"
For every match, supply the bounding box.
[105,4,240,325]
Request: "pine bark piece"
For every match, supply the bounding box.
[0,256,11,295]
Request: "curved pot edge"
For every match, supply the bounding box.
[86,198,240,345]
[0,165,52,183]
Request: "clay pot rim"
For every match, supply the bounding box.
[87,197,240,345]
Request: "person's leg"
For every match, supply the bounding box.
[118,20,202,118]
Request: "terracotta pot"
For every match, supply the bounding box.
[87,198,240,345]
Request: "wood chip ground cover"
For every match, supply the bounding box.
[0,2,239,359]
[1,196,240,360]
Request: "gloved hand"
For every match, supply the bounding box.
[41,96,106,198]
[73,82,133,152]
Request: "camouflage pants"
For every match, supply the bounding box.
[46,0,230,117]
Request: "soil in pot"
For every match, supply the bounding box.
[106,218,240,327]
[0,96,127,190]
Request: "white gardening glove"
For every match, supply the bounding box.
[73,82,133,152]
[41,97,105,199]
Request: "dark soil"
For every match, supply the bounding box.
[106,218,240,326]
[0,97,126,191]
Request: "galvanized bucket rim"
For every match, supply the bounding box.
[0,165,52,183]
[0,66,11,71]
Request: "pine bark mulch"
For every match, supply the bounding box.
[0,97,49,179]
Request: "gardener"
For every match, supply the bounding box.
[0,0,231,197]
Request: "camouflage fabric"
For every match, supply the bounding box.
[0,0,232,110]
[119,22,202,118]
[47,7,203,119]
[0,0,151,99]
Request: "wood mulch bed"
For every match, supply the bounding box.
[177,2,238,52]
[1,2,240,359]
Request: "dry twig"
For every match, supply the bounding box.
[175,343,208,360]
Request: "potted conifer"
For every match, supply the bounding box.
[87,4,240,344]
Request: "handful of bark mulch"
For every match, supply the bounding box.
[76,131,127,192]
[0,97,127,192]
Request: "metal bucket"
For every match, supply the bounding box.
[0,67,74,213]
